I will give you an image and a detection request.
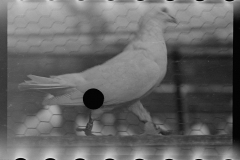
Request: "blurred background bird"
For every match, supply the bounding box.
[18,7,177,136]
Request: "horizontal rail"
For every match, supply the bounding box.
[8,135,232,147]
[7,83,232,95]
[5,135,235,160]
[154,84,232,94]
[8,52,233,59]
[7,0,229,3]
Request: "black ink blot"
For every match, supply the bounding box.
[83,88,104,110]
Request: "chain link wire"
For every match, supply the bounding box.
[7,1,233,159]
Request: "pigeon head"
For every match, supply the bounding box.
[143,7,177,24]
[159,7,177,23]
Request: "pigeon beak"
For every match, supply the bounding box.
[168,15,177,24]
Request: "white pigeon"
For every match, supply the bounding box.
[19,8,177,136]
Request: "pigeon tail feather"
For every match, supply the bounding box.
[42,92,84,106]
[18,75,70,91]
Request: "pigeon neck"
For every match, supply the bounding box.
[136,19,168,68]
[139,20,165,42]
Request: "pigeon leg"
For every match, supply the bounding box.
[85,112,95,136]
[76,108,104,136]
[128,101,172,135]
[76,111,95,136]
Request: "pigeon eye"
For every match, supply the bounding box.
[161,7,168,13]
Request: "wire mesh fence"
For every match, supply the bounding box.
[7,0,233,159]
